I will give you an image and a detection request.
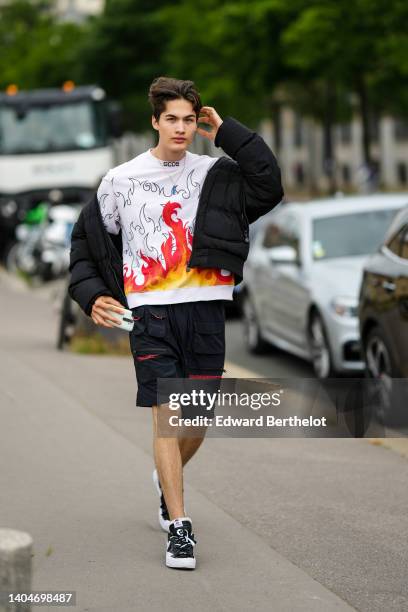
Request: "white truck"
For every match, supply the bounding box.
[0,83,122,256]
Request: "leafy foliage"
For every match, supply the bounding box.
[0,0,86,89]
[1,0,407,130]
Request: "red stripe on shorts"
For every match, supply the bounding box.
[136,354,159,361]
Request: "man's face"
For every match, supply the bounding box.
[152,98,197,153]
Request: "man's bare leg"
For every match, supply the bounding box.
[153,404,185,520]
[153,404,207,519]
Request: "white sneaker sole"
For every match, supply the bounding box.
[166,552,196,570]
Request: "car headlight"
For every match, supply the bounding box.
[330,296,358,318]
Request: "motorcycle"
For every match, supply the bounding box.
[6,202,80,282]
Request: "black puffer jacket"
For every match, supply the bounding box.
[68,116,284,315]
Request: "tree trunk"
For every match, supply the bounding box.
[323,80,337,194]
[356,75,372,166]
[270,101,282,154]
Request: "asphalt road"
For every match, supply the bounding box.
[225,313,314,377]
[1,273,407,612]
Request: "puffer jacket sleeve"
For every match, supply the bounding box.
[214,116,284,224]
[68,208,113,316]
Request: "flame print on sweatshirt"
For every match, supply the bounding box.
[123,201,234,294]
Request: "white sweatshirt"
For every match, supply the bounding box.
[97,149,235,307]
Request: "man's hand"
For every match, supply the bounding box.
[91,295,125,328]
[196,106,223,142]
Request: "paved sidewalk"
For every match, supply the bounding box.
[0,273,359,611]
[2,271,408,611]
[0,349,356,611]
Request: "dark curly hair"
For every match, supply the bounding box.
[148,77,202,120]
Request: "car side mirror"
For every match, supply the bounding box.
[268,245,298,265]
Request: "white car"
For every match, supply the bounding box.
[242,194,408,378]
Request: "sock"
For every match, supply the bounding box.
[171,516,191,528]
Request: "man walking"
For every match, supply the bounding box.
[69,76,283,569]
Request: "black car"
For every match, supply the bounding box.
[358,206,408,422]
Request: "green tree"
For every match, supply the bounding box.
[159,0,293,126]
[2,0,407,171]
[162,0,408,192]
[79,0,171,131]
[0,0,86,90]
[369,0,408,117]
[282,0,408,166]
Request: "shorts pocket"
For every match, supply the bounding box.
[130,306,145,334]
[129,306,145,354]
[193,321,225,354]
[147,306,167,338]
[134,350,174,383]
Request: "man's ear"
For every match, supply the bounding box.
[152,115,159,131]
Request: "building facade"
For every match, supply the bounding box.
[259,110,408,194]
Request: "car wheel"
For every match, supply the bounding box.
[364,326,400,424]
[309,312,334,379]
[242,294,268,354]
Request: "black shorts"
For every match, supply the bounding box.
[129,300,226,408]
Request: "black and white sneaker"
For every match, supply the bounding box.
[166,518,197,570]
[152,469,171,532]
